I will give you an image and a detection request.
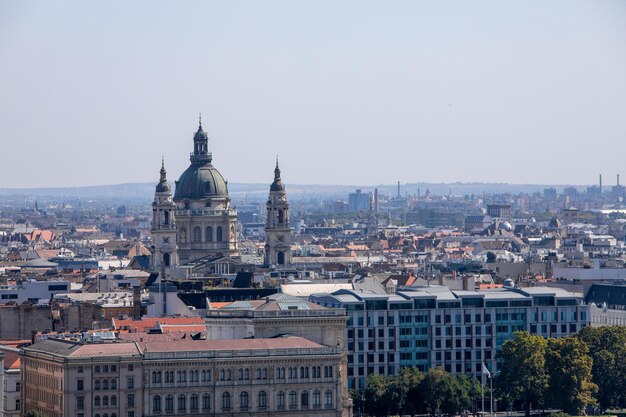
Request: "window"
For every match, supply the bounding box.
[165,395,173,412]
[289,390,297,407]
[128,413,134,417]
[111,396,117,406]
[77,396,85,410]
[193,226,201,242]
[111,365,117,372]
[128,364,134,371]
[325,390,333,407]
[240,392,249,410]
[103,380,109,390]
[177,394,186,412]
[222,392,231,410]
[202,393,211,410]
[127,378,134,389]
[77,380,84,391]
[313,390,321,407]
[78,366,84,373]
[103,365,109,372]
[216,226,223,242]
[111,379,117,389]
[258,391,267,408]
[95,380,101,390]
[277,391,285,409]
[190,394,198,411]
[16,399,21,411]
[127,393,135,408]
[103,396,109,407]
[95,396,101,407]
[301,391,309,407]
[205,226,213,242]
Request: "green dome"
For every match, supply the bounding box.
[174,161,228,200]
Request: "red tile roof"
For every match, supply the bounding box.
[112,317,204,332]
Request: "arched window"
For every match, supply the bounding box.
[153,396,161,412]
[95,379,101,390]
[163,210,169,225]
[111,395,117,406]
[238,368,244,380]
[177,394,186,411]
[300,366,309,378]
[193,226,202,242]
[165,395,174,411]
[277,251,285,265]
[94,396,101,407]
[222,392,231,410]
[202,393,211,410]
[313,390,321,407]
[190,394,198,411]
[103,380,109,390]
[301,390,309,407]
[289,390,297,407]
[103,414,108,417]
[278,209,284,224]
[205,226,213,242]
[219,369,225,380]
[258,391,267,408]
[163,253,170,267]
[216,226,223,242]
[277,391,285,408]
[110,379,116,390]
[325,390,333,407]
[226,369,231,380]
[103,396,109,406]
[240,391,249,410]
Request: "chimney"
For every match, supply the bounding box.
[600,174,603,193]
[132,286,141,320]
[462,275,470,291]
[374,188,379,213]
[397,181,401,198]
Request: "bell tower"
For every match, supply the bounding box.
[151,159,178,270]
[264,158,291,267]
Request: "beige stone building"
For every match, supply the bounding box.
[21,335,352,417]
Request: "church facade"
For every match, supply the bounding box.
[151,118,293,269]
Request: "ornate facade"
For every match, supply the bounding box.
[21,336,353,417]
[150,159,178,270]
[264,159,291,267]
[151,118,238,267]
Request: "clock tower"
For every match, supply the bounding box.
[264,158,292,267]
[151,159,178,270]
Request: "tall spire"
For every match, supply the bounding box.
[191,114,211,163]
[274,155,281,180]
[156,157,171,193]
[270,156,285,192]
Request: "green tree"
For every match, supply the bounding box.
[420,367,475,416]
[363,373,392,417]
[577,326,626,411]
[496,331,548,417]
[545,336,597,414]
[25,412,48,417]
[395,367,425,416]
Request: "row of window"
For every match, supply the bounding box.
[77,394,134,410]
[151,370,210,384]
[78,364,125,373]
[182,225,224,243]
[78,379,117,390]
[152,390,334,412]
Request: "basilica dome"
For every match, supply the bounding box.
[173,121,229,200]
[174,162,228,199]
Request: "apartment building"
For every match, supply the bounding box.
[309,284,589,389]
[21,335,352,417]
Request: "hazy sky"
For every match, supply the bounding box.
[1,1,625,188]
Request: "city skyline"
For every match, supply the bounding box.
[1,1,625,188]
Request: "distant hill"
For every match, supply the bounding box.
[0,181,587,202]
